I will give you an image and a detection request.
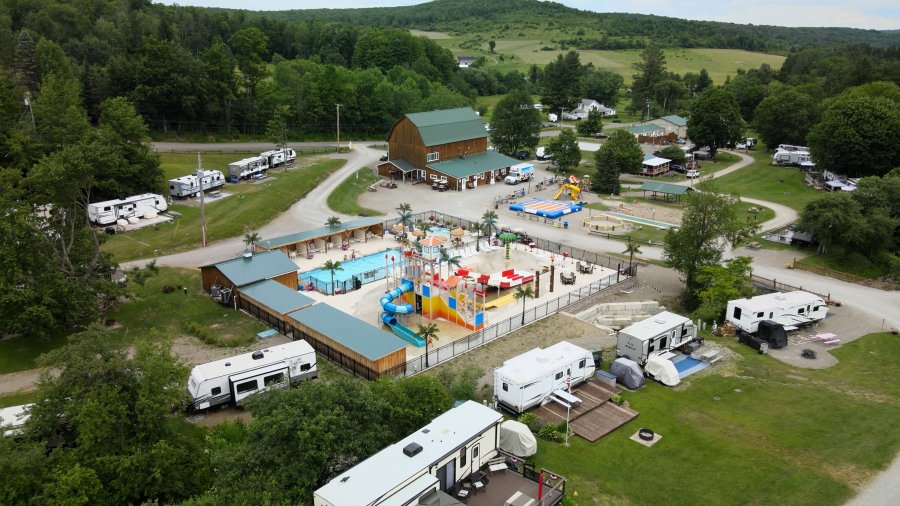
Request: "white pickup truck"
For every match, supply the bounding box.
[505,163,535,184]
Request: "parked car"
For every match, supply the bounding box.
[432,182,449,191]
[594,132,608,139]
[675,138,686,145]
[671,164,686,173]
[516,150,531,160]
[379,153,388,161]
[536,147,547,160]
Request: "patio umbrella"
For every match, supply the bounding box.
[499,232,518,260]
[392,223,406,233]
[450,227,465,246]
[412,228,425,238]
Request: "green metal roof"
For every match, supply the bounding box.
[388,159,417,173]
[287,304,407,361]
[628,124,664,135]
[640,181,692,195]
[660,115,687,126]
[207,251,298,287]
[428,151,521,179]
[239,279,314,315]
[258,217,383,250]
[405,108,487,147]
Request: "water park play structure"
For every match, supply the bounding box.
[509,198,583,219]
[553,183,582,201]
[582,214,626,232]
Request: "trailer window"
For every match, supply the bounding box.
[756,312,764,318]
[733,307,742,320]
[798,307,805,314]
[814,306,822,312]
[300,363,312,372]
[579,359,586,369]
[769,312,773,318]
[459,448,467,467]
[264,373,285,387]
[555,372,563,380]
[211,387,221,395]
[659,336,668,349]
[235,380,258,394]
[502,383,508,392]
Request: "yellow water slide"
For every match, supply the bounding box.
[553,184,582,201]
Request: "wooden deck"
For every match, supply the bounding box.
[530,380,638,442]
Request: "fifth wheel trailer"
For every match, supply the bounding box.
[227,155,270,182]
[727,291,827,334]
[260,148,296,168]
[493,341,596,414]
[616,311,699,366]
[87,193,168,225]
[187,340,317,410]
[168,169,225,198]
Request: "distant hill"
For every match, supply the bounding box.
[249,0,898,53]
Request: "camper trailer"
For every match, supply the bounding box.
[616,311,698,366]
[87,193,168,225]
[726,291,827,334]
[227,156,270,182]
[494,341,596,414]
[0,403,32,437]
[187,340,317,410]
[168,169,225,198]
[777,144,809,152]
[772,150,812,166]
[260,148,296,168]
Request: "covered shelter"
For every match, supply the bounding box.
[236,279,315,334]
[639,181,692,202]
[285,303,407,380]
[377,159,419,183]
[255,217,384,258]
[640,155,672,177]
[200,250,299,293]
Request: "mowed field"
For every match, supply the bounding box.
[419,31,785,84]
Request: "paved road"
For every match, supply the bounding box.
[845,453,900,506]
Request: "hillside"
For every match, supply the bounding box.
[253,0,899,53]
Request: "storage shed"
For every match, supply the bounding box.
[285,303,408,380]
[200,250,299,293]
[236,279,315,334]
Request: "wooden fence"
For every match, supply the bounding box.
[791,261,898,291]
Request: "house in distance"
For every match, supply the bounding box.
[377,107,521,191]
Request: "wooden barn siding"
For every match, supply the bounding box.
[372,348,407,373]
[271,272,299,290]
[201,266,236,293]
[387,117,488,170]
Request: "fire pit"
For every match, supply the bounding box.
[801,349,817,360]
[638,428,655,441]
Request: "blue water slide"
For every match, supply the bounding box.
[380,279,415,323]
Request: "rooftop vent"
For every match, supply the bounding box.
[653,318,665,324]
[252,351,264,360]
[340,476,350,483]
[421,428,431,434]
[403,442,423,457]
[225,362,231,367]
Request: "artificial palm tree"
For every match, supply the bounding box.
[481,210,498,243]
[438,247,462,280]
[499,232,518,260]
[514,285,536,325]
[326,216,341,228]
[396,203,413,231]
[470,222,484,252]
[243,230,261,251]
[322,259,343,295]
[419,222,433,236]
[623,238,642,273]
[417,323,440,368]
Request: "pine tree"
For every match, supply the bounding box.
[593,148,620,195]
[14,31,39,91]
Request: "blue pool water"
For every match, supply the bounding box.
[431,227,451,239]
[672,355,709,378]
[300,249,401,293]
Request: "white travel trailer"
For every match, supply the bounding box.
[777,144,809,152]
[187,340,317,410]
[87,193,168,225]
[727,291,827,334]
[168,169,225,198]
[772,149,812,166]
[260,148,296,168]
[616,311,698,366]
[0,403,32,437]
[227,155,270,182]
[493,341,596,414]
[314,401,502,506]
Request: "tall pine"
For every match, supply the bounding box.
[594,147,620,195]
[14,31,40,91]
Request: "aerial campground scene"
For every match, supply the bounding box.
[2,0,900,504]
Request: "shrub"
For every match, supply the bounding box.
[610,394,624,405]
[517,412,539,431]
[537,422,566,443]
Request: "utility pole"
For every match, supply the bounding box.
[197,153,207,247]
[335,103,342,153]
[282,120,288,172]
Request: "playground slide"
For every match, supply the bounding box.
[553,184,582,201]
[380,280,425,347]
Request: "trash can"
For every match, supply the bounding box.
[563,221,569,229]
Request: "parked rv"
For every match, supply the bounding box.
[548,113,558,122]
[726,291,827,334]
[0,403,32,437]
[260,148,296,168]
[168,169,225,198]
[505,163,535,184]
[535,147,548,160]
[772,149,812,166]
[493,341,596,413]
[227,156,270,182]
[616,311,699,366]
[87,193,168,226]
[777,144,809,152]
[187,340,317,410]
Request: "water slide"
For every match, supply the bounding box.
[380,280,425,347]
[553,184,582,201]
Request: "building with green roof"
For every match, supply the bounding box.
[649,115,688,138]
[200,250,299,293]
[236,279,315,334]
[255,217,384,257]
[286,303,408,380]
[377,107,521,190]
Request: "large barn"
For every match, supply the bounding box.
[377,107,520,191]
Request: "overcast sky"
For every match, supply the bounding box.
[155,0,899,30]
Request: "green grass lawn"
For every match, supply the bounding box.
[534,332,900,505]
[795,247,889,279]
[698,150,820,211]
[0,268,266,376]
[160,153,245,181]
[327,168,384,216]
[102,159,345,261]
[0,391,41,408]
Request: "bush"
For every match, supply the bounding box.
[185,321,252,348]
[610,394,624,405]
[537,421,567,443]
[517,412,539,431]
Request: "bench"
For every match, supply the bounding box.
[551,389,582,407]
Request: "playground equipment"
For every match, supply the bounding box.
[553,183,582,201]
[509,198,582,219]
[379,279,424,347]
[582,215,626,232]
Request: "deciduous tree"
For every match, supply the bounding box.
[687,87,745,158]
[694,257,754,323]
[594,129,643,176]
[753,86,815,149]
[490,88,541,156]
[545,129,581,173]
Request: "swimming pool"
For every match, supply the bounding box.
[672,355,709,378]
[431,227,452,239]
[300,249,401,294]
